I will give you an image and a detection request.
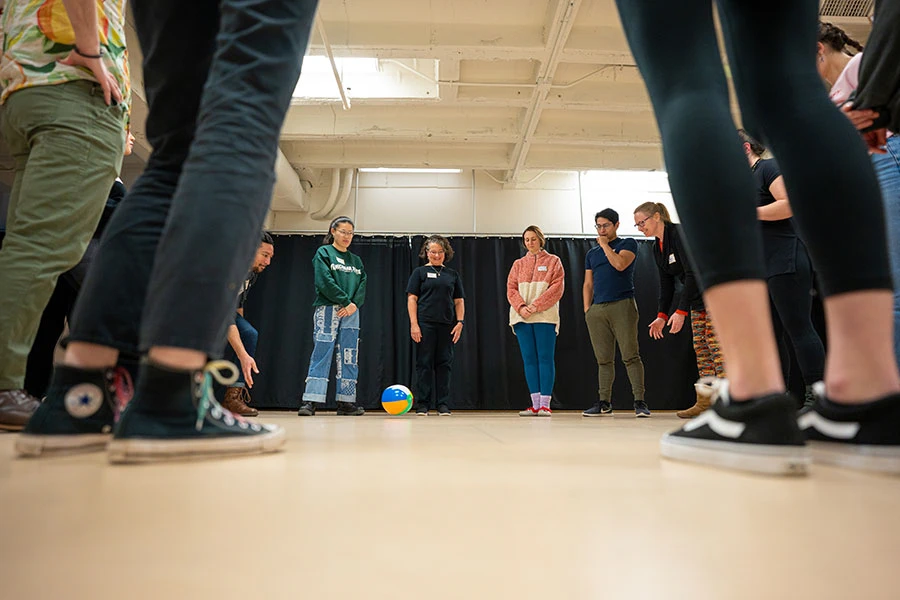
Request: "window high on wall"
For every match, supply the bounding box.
[580,170,679,237]
[292,57,440,101]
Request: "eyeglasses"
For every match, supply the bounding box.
[427,250,445,255]
[334,229,354,236]
[595,223,613,230]
[634,216,652,229]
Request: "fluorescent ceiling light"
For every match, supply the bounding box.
[358,168,463,174]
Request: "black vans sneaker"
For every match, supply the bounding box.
[660,380,809,475]
[336,401,365,416]
[106,360,284,464]
[798,382,900,474]
[16,365,132,457]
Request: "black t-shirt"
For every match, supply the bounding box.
[406,265,466,325]
[752,158,798,277]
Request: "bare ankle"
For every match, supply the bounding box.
[64,342,119,370]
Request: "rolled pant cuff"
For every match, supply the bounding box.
[302,393,326,403]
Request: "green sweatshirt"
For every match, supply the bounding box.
[313,244,367,308]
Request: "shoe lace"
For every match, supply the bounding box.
[110,367,134,422]
[195,360,251,431]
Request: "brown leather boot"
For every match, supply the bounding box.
[221,387,258,417]
[676,381,716,419]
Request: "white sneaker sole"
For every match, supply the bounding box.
[660,434,809,476]
[808,441,900,475]
[16,433,111,457]
[107,427,286,464]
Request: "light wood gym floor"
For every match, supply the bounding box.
[1,411,898,600]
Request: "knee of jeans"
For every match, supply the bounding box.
[315,329,337,343]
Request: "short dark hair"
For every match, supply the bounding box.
[595,208,619,224]
[261,231,274,246]
[419,235,454,262]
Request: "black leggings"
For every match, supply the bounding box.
[615,0,892,297]
[768,244,825,384]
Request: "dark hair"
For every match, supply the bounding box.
[522,225,546,249]
[419,235,454,262]
[595,208,619,224]
[323,216,354,245]
[261,231,274,246]
[633,202,671,223]
[737,129,766,157]
[818,21,864,55]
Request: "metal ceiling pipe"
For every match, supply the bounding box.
[316,14,351,111]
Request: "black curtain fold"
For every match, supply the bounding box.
[245,234,701,411]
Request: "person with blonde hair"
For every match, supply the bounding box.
[507,226,565,416]
[634,202,724,417]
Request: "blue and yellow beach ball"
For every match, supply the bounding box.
[381,384,414,415]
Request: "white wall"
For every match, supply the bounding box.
[269,168,680,237]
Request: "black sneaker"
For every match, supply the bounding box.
[16,365,132,457]
[297,401,316,416]
[438,404,451,416]
[583,401,612,417]
[336,401,365,416]
[634,401,651,418]
[106,360,284,464]
[660,380,809,475]
[798,383,900,474]
[415,406,428,416]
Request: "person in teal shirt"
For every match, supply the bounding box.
[298,216,367,416]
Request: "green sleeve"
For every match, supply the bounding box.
[314,248,351,306]
[353,262,367,307]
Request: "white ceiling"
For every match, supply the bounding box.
[0,0,875,190]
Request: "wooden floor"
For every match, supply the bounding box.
[1,411,898,599]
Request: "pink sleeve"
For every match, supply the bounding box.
[507,260,527,309]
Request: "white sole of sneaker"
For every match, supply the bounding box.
[15,433,111,457]
[660,435,810,476]
[106,428,285,464]
[582,412,612,417]
[635,414,651,418]
[808,441,900,475]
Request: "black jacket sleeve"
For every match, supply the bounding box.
[672,226,700,313]
[853,1,900,132]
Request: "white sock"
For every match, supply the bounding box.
[540,395,551,409]
[531,393,540,410]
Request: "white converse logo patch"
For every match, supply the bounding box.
[65,384,104,418]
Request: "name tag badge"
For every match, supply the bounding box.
[336,257,346,265]
[427,272,438,279]
[668,253,676,265]
[537,265,548,272]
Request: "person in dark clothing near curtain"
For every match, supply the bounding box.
[634,201,725,418]
[739,130,826,407]
[407,235,465,416]
[297,217,366,417]
[221,231,274,417]
[615,0,900,475]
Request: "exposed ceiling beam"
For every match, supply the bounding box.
[505,0,583,183]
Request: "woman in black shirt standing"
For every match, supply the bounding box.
[739,130,826,406]
[407,235,466,416]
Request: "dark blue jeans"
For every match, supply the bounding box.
[223,314,258,388]
[68,0,318,357]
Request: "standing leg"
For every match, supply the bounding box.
[583,304,616,415]
[609,299,649,416]
[335,310,363,415]
[872,136,900,367]
[434,324,455,415]
[678,309,722,419]
[414,323,439,414]
[533,323,557,414]
[513,322,541,412]
[300,306,339,409]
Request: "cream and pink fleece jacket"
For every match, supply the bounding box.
[506,250,565,332]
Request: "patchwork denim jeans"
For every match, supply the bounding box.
[302,306,359,403]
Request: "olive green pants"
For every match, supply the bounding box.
[585,298,646,402]
[0,81,125,389]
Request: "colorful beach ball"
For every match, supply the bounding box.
[381,384,414,415]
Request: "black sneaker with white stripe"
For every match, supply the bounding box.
[798,382,900,474]
[660,380,809,475]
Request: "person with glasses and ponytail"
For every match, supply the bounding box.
[297,217,367,416]
[634,202,724,418]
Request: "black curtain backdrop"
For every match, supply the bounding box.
[245,234,702,411]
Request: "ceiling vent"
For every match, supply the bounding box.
[819,0,875,18]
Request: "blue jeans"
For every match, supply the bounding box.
[68,0,318,357]
[513,323,557,396]
[873,135,900,366]
[223,314,258,388]
[302,306,360,403]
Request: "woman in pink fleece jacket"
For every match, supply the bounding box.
[507,226,565,416]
